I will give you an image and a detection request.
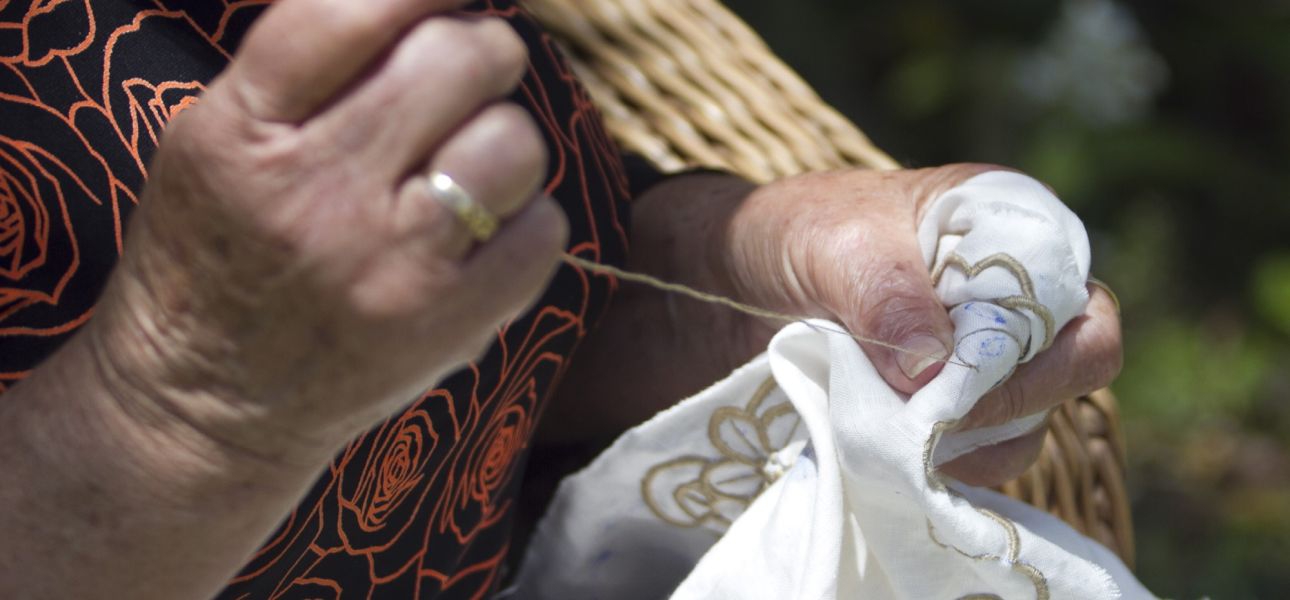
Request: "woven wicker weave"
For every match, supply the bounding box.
[525,0,1135,568]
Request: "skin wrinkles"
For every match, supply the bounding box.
[0,2,1123,596]
[719,167,1116,486]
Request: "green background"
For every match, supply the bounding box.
[721,0,1290,597]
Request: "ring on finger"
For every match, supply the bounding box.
[427,171,498,242]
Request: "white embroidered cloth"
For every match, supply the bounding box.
[512,172,1153,599]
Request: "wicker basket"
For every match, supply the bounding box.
[526,0,1135,568]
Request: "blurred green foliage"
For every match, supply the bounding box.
[722,0,1290,597]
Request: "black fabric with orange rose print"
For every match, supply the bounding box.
[0,1,636,597]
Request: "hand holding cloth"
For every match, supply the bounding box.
[513,172,1153,600]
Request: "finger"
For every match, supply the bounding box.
[224,0,474,122]
[454,196,569,332]
[391,102,548,258]
[818,165,1014,395]
[939,422,1048,487]
[306,16,529,179]
[958,285,1122,430]
[827,214,955,395]
[429,103,548,221]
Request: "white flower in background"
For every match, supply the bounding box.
[1016,0,1169,126]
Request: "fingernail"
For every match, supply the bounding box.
[897,335,950,380]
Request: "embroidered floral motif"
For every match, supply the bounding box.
[642,377,806,531]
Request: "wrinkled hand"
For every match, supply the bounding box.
[720,164,1122,486]
[90,0,567,466]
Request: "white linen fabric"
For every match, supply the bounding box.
[512,172,1153,599]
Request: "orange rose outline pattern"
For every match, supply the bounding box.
[0,1,632,598]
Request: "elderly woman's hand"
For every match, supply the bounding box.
[719,164,1122,486]
[91,0,568,467]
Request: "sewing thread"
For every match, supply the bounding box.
[561,253,971,369]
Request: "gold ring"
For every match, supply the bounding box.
[1087,277,1121,315]
[428,171,498,242]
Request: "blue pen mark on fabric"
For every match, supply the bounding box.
[985,303,1007,325]
[979,335,1008,358]
[964,302,1007,325]
[593,549,614,566]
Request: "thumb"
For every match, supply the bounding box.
[833,237,954,395]
[823,164,1002,394]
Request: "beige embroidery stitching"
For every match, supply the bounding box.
[633,256,1060,596]
[924,420,960,492]
[1012,562,1053,600]
[925,419,1052,600]
[930,253,1058,352]
[928,511,1052,600]
[978,508,1022,562]
[642,377,803,531]
[927,521,995,561]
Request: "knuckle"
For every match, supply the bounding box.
[1085,319,1124,390]
[225,76,283,124]
[994,380,1028,425]
[319,0,391,42]
[420,18,526,94]
[179,78,304,160]
[475,18,528,84]
[400,18,475,76]
[860,276,942,341]
[152,109,221,177]
[516,198,569,259]
[412,18,478,69]
[443,35,493,88]
[490,102,542,144]
[483,104,547,183]
[1065,307,1123,394]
